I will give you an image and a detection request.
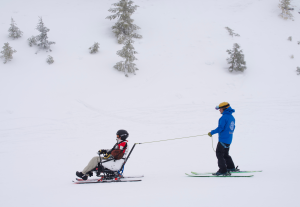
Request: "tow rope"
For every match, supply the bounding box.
[135,134,216,152]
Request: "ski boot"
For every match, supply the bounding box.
[212,171,231,176]
[227,166,240,172]
[76,171,88,180]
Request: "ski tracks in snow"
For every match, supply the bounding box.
[0,97,299,147]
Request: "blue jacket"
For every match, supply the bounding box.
[211,107,235,144]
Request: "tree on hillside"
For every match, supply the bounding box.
[297,67,300,75]
[8,18,23,39]
[28,17,55,53]
[114,37,138,77]
[278,0,293,20]
[46,55,54,64]
[106,0,142,44]
[28,36,37,47]
[0,42,17,64]
[89,42,100,54]
[226,43,246,72]
[35,17,55,51]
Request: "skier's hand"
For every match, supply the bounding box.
[104,153,111,159]
[98,150,107,155]
[208,132,212,137]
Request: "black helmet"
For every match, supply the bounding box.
[116,129,129,141]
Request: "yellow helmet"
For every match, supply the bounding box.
[215,102,230,110]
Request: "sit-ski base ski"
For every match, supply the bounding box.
[73,175,143,184]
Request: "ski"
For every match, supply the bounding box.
[73,178,142,184]
[191,170,262,175]
[186,173,254,177]
[75,175,144,182]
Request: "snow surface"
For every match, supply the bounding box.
[0,0,300,206]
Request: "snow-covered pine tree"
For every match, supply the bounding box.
[288,36,292,41]
[8,18,23,39]
[35,17,55,52]
[278,0,293,20]
[0,42,17,64]
[113,17,142,44]
[297,67,300,75]
[46,55,54,64]
[28,36,37,47]
[114,37,138,77]
[106,0,142,44]
[226,43,246,72]
[89,42,100,54]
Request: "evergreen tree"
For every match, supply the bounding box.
[106,0,142,44]
[0,42,17,64]
[8,18,23,39]
[226,43,246,72]
[297,67,300,75]
[89,42,100,54]
[34,17,55,52]
[28,36,37,47]
[278,0,293,20]
[46,55,54,64]
[114,37,138,77]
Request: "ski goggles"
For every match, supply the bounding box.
[215,104,230,110]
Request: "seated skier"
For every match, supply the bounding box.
[76,129,129,180]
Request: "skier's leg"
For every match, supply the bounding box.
[224,147,235,169]
[82,156,101,175]
[216,142,227,173]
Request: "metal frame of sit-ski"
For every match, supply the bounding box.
[92,143,137,181]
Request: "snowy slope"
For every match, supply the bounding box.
[0,0,300,206]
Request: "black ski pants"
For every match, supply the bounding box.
[216,142,235,173]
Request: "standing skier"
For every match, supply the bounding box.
[208,102,238,176]
[76,130,129,180]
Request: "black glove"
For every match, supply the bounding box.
[97,149,107,155]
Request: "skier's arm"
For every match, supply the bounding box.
[103,144,118,159]
[107,143,119,154]
[211,117,226,135]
